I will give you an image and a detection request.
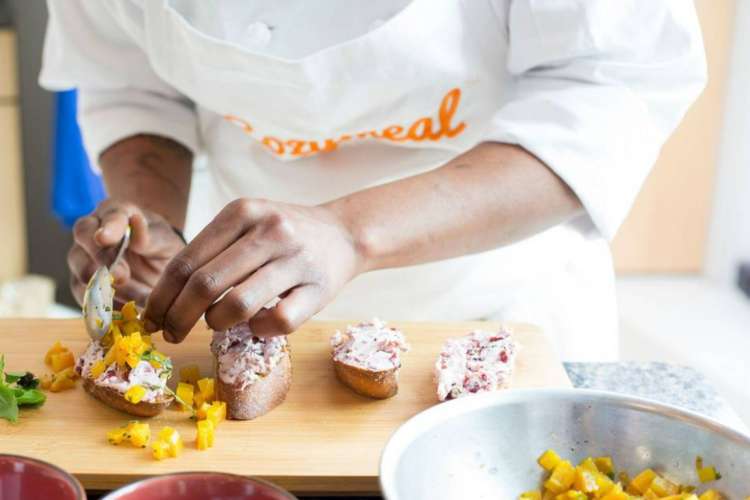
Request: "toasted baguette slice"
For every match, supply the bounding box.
[333,360,398,399]
[82,377,172,417]
[215,353,292,420]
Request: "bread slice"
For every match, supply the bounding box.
[333,360,398,399]
[215,352,292,420]
[330,319,409,400]
[82,377,172,417]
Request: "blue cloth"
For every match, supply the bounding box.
[52,90,107,227]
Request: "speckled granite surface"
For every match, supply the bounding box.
[563,361,746,430]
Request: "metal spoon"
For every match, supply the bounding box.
[82,226,131,341]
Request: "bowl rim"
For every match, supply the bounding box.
[100,471,298,500]
[0,453,87,500]
[379,387,750,498]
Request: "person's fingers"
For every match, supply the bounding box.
[202,259,302,335]
[67,245,99,286]
[160,236,276,342]
[112,279,152,309]
[95,205,133,247]
[247,285,320,337]
[72,215,104,261]
[143,199,261,334]
[128,211,151,253]
[69,275,86,307]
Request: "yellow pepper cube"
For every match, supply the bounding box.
[573,468,598,493]
[124,385,147,404]
[121,301,139,321]
[39,374,54,390]
[593,471,614,496]
[176,382,194,410]
[197,378,215,402]
[699,490,721,500]
[578,457,598,474]
[90,360,107,379]
[643,489,659,500]
[544,460,575,494]
[107,427,128,445]
[50,350,75,373]
[179,365,201,384]
[629,468,657,494]
[151,440,170,460]
[44,341,68,366]
[122,320,143,336]
[196,402,211,420]
[697,466,720,483]
[194,391,206,409]
[158,427,184,457]
[519,491,542,500]
[649,476,679,496]
[594,457,614,476]
[600,482,628,500]
[206,401,227,426]
[538,449,563,471]
[196,419,215,450]
[128,422,151,448]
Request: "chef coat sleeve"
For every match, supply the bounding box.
[39,0,199,168]
[485,1,707,240]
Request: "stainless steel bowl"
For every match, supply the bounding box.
[380,389,750,499]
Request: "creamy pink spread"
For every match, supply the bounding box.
[211,322,288,390]
[330,318,409,371]
[434,328,517,401]
[76,341,168,403]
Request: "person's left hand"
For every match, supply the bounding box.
[142,198,363,342]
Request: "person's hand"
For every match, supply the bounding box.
[68,200,186,308]
[142,199,364,342]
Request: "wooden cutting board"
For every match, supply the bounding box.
[0,318,570,494]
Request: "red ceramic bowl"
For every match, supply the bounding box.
[102,472,297,500]
[0,454,86,500]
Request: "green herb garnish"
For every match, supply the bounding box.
[0,355,47,423]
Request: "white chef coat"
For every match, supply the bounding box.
[39,0,707,361]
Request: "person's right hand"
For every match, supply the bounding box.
[68,200,186,308]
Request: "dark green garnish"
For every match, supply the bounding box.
[0,355,46,423]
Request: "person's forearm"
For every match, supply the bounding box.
[99,134,193,230]
[325,142,583,272]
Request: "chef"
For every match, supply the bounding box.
[41,1,706,361]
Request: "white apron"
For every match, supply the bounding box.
[141,0,619,361]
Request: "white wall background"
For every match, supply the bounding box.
[706,0,750,286]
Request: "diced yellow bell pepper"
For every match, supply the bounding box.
[124,385,147,404]
[519,491,542,500]
[50,350,75,373]
[206,401,226,426]
[176,382,194,410]
[643,489,659,500]
[697,466,721,483]
[593,471,615,497]
[50,367,78,392]
[578,457,598,474]
[196,402,211,420]
[600,482,628,500]
[629,468,657,494]
[542,491,556,500]
[121,301,139,321]
[538,449,563,471]
[556,492,586,500]
[39,373,54,390]
[193,391,206,409]
[196,419,215,450]
[107,426,128,445]
[44,341,68,366]
[121,321,143,336]
[649,476,679,496]
[90,360,107,379]
[128,422,151,448]
[197,377,215,402]
[699,490,721,500]
[544,460,575,494]
[180,364,201,384]
[574,468,598,493]
[594,457,614,476]
[151,440,170,460]
[157,427,183,457]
